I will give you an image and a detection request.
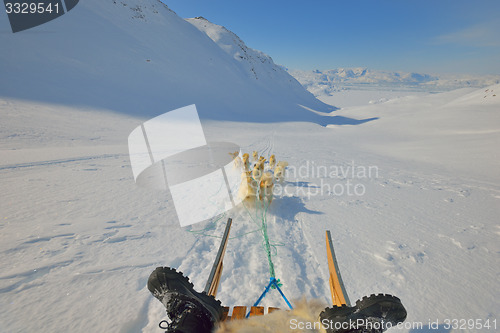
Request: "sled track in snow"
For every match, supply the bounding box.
[241,133,275,160]
[0,154,125,171]
[271,212,328,300]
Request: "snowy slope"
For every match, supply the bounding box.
[326,84,500,183]
[0,0,334,123]
[1,85,499,332]
[186,17,311,102]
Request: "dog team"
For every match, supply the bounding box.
[229,151,289,206]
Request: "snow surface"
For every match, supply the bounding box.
[1,1,500,333]
[316,90,430,108]
[1,85,499,332]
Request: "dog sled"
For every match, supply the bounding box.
[205,218,352,321]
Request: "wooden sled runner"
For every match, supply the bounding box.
[205,218,351,320]
[325,230,351,307]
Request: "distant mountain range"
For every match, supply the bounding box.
[289,68,500,96]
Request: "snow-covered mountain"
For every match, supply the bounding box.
[186,17,308,98]
[290,68,500,96]
[0,0,334,123]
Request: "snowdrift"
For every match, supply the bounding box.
[328,84,500,183]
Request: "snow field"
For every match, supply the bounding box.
[0,0,499,330]
[1,87,499,333]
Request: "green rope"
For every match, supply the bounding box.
[186,213,225,237]
[241,198,284,256]
[187,170,285,288]
[255,194,283,288]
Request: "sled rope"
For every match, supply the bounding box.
[260,200,276,280]
[188,159,291,311]
[244,192,292,316]
[246,276,293,318]
[241,191,284,282]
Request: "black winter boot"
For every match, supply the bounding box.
[320,294,407,333]
[148,267,223,333]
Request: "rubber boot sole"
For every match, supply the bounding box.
[355,293,407,325]
[320,294,407,333]
[147,267,222,322]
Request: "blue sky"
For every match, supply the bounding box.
[162,0,500,75]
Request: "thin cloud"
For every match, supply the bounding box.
[434,21,500,47]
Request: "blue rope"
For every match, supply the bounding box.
[246,277,293,318]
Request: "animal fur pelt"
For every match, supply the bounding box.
[214,298,328,333]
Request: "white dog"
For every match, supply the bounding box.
[238,171,257,204]
[229,151,242,169]
[274,161,288,183]
[241,153,251,171]
[252,151,259,162]
[252,164,263,182]
[268,154,276,170]
[259,172,274,205]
